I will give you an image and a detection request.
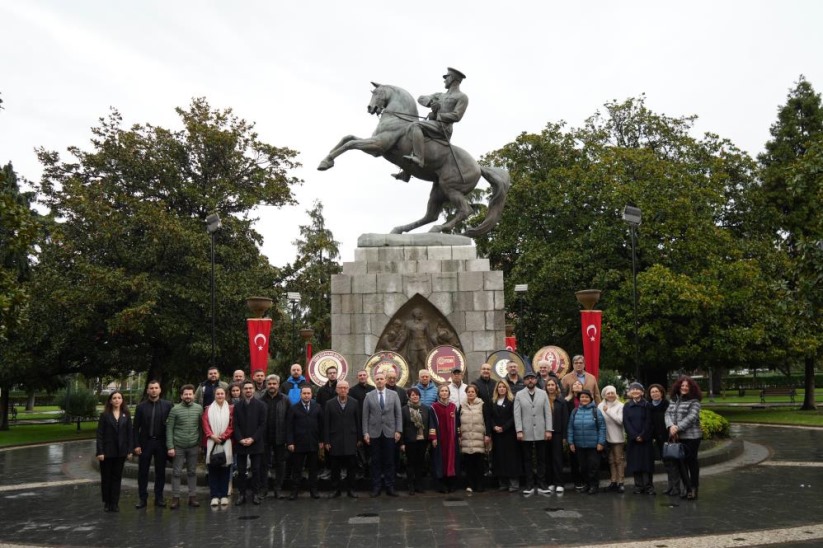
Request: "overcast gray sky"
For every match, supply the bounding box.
[2,0,821,266]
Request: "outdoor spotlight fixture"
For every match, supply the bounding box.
[206,213,222,234]
[622,205,642,226]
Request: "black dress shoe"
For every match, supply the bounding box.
[103,504,110,512]
[135,500,148,509]
[111,505,120,512]
[347,491,358,499]
[235,496,247,506]
[330,491,342,498]
[370,490,381,498]
[155,499,166,508]
[252,495,262,505]
[288,491,298,500]
[386,488,399,497]
[310,491,320,499]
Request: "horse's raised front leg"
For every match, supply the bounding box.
[391,183,445,234]
[317,135,388,171]
[318,135,358,171]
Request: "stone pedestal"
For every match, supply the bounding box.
[331,234,506,384]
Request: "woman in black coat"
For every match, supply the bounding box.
[623,382,655,494]
[96,391,133,512]
[648,383,678,495]
[400,387,431,494]
[545,378,569,492]
[486,380,522,491]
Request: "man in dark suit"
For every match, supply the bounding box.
[132,380,173,509]
[362,372,402,497]
[323,380,362,498]
[286,386,323,499]
[233,380,267,505]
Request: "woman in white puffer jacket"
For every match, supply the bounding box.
[598,385,625,493]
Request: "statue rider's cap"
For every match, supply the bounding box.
[444,67,467,80]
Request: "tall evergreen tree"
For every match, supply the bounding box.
[757,76,823,410]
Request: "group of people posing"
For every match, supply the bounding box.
[95,355,704,512]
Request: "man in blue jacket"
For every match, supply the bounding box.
[280,363,310,405]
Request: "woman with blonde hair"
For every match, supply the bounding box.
[599,385,625,493]
[430,384,460,493]
[487,379,521,491]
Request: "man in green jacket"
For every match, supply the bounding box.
[166,384,203,509]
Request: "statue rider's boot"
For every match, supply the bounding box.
[392,170,411,182]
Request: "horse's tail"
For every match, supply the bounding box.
[465,166,511,237]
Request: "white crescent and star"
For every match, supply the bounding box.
[586,324,597,342]
[253,333,267,351]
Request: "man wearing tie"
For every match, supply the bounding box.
[362,371,402,497]
[286,386,323,499]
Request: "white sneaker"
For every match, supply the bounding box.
[555,485,565,493]
[537,486,551,495]
[219,497,229,506]
[210,497,219,507]
[466,487,473,493]
[522,487,535,496]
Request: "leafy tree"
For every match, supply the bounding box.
[478,96,777,387]
[29,98,301,390]
[756,76,823,410]
[275,201,341,372]
[0,162,40,429]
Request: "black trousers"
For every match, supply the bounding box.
[545,435,564,487]
[521,440,546,488]
[371,435,396,491]
[577,447,601,489]
[329,454,357,492]
[236,452,263,496]
[291,451,319,492]
[678,438,701,490]
[463,453,485,490]
[262,442,288,492]
[100,457,126,507]
[405,440,428,489]
[137,438,167,501]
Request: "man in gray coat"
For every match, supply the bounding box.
[514,372,553,496]
[362,372,402,497]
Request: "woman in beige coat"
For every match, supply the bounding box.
[460,384,490,493]
[598,385,625,492]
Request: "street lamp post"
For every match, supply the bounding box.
[206,213,222,367]
[287,292,301,363]
[622,205,642,382]
[514,284,528,355]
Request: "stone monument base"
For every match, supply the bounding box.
[331,234,506,385]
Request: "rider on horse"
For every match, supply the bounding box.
[394,67,469,182]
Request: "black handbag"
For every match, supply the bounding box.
[210,442,227,467]
[663,441,686,460]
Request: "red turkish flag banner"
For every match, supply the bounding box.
[247,318,272,375]
[505,336,517,352]
[580,310,602,379]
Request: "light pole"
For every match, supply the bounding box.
[287,292,301,363]
[514,284,528,355]
[206,213,222,367]
[622,205,642,382]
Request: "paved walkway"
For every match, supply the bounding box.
[0,424,821,547]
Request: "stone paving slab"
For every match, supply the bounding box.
[0,425,821,547]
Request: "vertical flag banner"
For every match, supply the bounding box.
[505,335,517,352]
[247,318,272,375]
[580,310,602,379]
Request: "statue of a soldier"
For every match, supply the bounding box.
[394,67,469,181]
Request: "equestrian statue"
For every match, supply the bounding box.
[317,68,510,237]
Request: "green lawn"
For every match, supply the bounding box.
[0,422,96,447]
[712,407,823,427]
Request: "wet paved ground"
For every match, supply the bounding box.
[0,424,821,547]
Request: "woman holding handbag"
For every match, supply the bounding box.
[202,386,234,506]
[665,376,702,500]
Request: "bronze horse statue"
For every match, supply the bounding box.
[317,83,510,236]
